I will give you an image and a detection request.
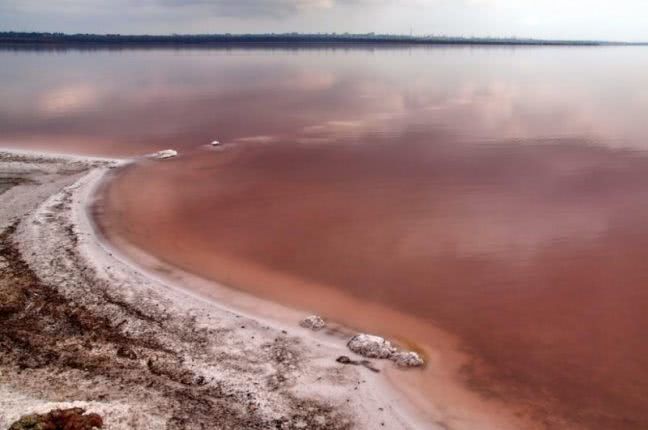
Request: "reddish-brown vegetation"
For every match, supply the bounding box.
[8,408,103,430]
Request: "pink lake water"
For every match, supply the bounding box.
[3,46,648,429]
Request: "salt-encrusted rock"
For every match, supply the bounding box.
[390,351,424,368]
[150,149,178,159]
[299,315,326,331]
[347,334,396,359]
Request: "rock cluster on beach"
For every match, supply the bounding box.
[299,315,327,331]
[297,315,425,368]
[347,334,396,359]
[390,351,425,368]
[347,334,424,368]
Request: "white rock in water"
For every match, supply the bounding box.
[299,315,326,331]
[347,334,396,359]
[151,149,178,159]
[390,351,425,368]
[211,140,221,146]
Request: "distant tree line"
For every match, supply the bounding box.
[0,31,639,47]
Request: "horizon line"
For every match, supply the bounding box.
[1,31,647,46]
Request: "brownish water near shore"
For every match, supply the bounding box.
[4,46,648,428]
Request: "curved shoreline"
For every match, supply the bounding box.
[93,155,542,430]
[90,160,435,428]
[0,149,433,429]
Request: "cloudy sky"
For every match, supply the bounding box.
[1,0,647,41]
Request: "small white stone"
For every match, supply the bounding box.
[347,334,396,359]
[390,351,425,368]
[150,149,178,159]
[211,140,221,146]
[299,315,326,331]
[294,420,307,429]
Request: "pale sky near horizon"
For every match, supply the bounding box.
[1,0,647,42]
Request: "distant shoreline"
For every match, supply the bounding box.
[2,31,647,47]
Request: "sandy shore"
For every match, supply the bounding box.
[0,149,434,429]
